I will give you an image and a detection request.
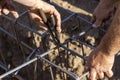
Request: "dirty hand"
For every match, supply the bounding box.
[85,47,114,80]
[91,1,114,28]
[29,1,61,32]
[0,0,18,17]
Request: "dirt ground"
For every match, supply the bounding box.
[0,0,120,80]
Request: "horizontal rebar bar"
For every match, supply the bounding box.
[0,61,25,80]
[78,72,89,80]
[60,45,84,59]
[14,49,37,75]
[51,2,106,33]
[51,2,92,24]
[0,25,83,59]
[0,3,98,79]
[62,13,76,23]
[41,13,76,38]
[0,26,88,80]
[0,48,56,79]
[0,16,92,79]
[0,61,8,71]
[0,22,87,60]
[0,26,32,50]
[0,23,90,65]
[41,57,79,80]
[75,39,95,49]
[1,15,42,37]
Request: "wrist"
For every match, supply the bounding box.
[30,0,42,10]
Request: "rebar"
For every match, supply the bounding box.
[0,48,56,79]
[0,1,107,80]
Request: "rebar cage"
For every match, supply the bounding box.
[0,0,106,80]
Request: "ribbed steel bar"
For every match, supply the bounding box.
[0,25,84,59]
[1,13,89,59]
[41,13,76,38]
[0,2,98,79]
[14,49,37,75]
[0,26,89,80]
[51,2,106,33]
[51,2,92,24]
[0,26,82,79]
[75,39,95,49]
[1,15,42,37]
[60,45,84,59]
[0,61,8,71]
[41,57,79,80]
[0,26,32,50]
[78,72,89,80]
[0,48,56,79]
[0,23,86,61]
[61,13,76,23]
[0,61,25,80]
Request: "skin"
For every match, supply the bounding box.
[92,0,118,28]
[0,0,61,32]
[1,0,120,80]
[0,0,18,18]
[86,0,120,80]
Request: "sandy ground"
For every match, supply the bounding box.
[0,0,120,80]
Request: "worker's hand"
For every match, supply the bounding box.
[85,47,114,80]
[0,0,18,18]
[91,1,114,28]
[29,1,61,32]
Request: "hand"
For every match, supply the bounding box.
[0,0,18,18]
[29,1,61,32]
[85,47,114,80]
[91,1,114,28]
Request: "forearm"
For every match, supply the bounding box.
[13,0,43,9]
[100,0,119,7]
[98,5,120,56]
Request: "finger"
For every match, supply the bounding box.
[29,12,48,30]
[92,19,102,28]
[53,10,61,32]
[11,10,19,18]
[2,1,12,15]
[6,2,19,18]
[97,70,104,79]
[38,20,48,30]
[105,70,113,78]
[90,68,97,80]
[2,8,10,15]
[0,6,1,15]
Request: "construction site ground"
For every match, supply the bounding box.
[0,0,120,80]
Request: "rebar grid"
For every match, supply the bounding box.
[0,1,106,80]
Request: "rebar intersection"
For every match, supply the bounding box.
[0,1,105,80]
